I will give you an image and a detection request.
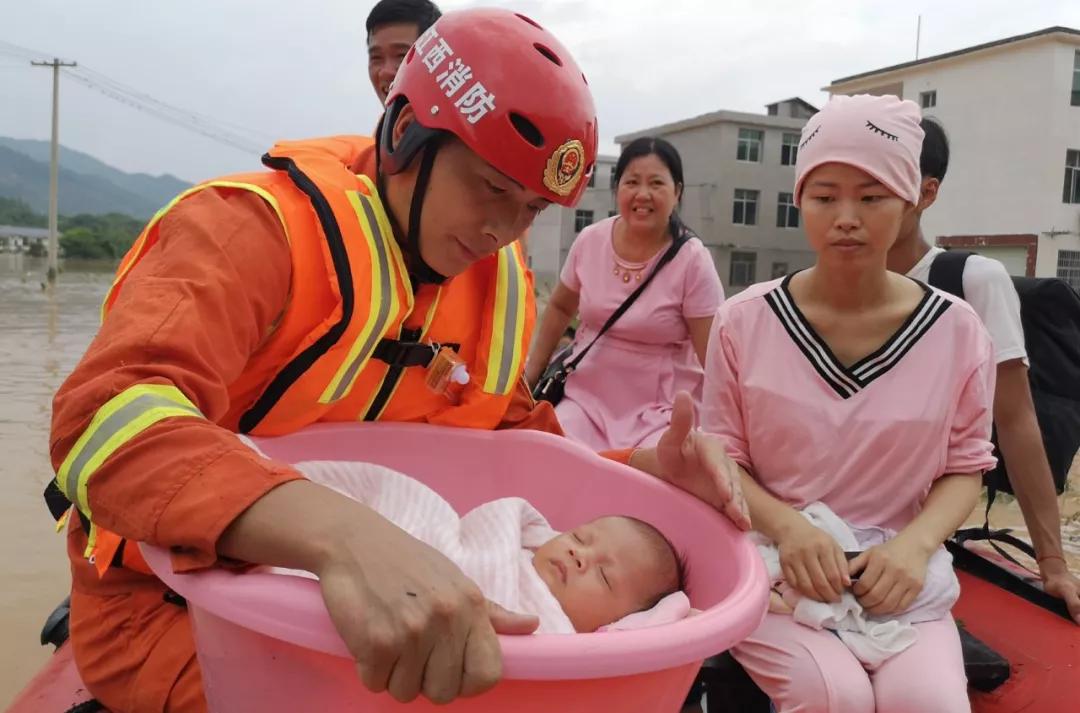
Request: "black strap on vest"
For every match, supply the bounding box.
[43,479,92,537]
[44,479,73,522]
[372,338,461,368]
[239,154,358,434]
[43,479,130,568]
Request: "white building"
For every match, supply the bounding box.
[530,100,823,295]
[558,154,619,270]
[522,194,564,292]
[828,26,1080,288]
[527,154,617,293]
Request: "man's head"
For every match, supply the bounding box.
[917,116,949,208]
[897,117,950,244]
[532,516,683,633]
[377,9,597,281]
[383,106,554,276]
[366,0,442,103]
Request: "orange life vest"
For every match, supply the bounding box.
[57,135,534,575]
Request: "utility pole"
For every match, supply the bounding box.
[31,58,76,284]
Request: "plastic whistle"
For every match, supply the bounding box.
[425,346,470,402]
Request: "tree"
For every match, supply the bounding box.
[0,196,143,259]
[58,212,143,259]
[60,226,114,259]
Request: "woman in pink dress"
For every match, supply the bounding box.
[525,138,723,451]
[703,95,994,712]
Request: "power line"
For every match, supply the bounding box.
[73,65,276,144]
[62,70,267,154]
[0,38,51,61]
[2,38,273,156]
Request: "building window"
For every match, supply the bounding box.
[781,133,800,166]
[574,210,594,232]
[776,192,799,228]
[737,128,764,163]
[730,251,757,287]
[608,210,618,218]
[1072,50,1080,107]
[588,170,596,188]
[1058,250,1080,290]
[920,90,937,109]
[771,262,789,279]
[733,189,759,226]
[1064,150,1080,204]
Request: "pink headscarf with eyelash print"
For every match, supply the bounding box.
[793,94,924,206]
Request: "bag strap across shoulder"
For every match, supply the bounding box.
[566,232,690,370]
[927,250,972,300]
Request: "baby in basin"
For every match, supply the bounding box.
[531,514,683,633]
[283,460,685,634]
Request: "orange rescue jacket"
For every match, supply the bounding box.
[53,135,535,575]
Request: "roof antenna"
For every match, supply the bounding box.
[915,15,922,60]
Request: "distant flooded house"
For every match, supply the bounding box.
[0,225,50,253]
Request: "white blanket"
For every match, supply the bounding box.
[281,460,576,634]
[752,502,959,669]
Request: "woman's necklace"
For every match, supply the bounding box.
[613,261,645,283]
[612,219,663,283]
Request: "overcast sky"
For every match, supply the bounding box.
[2,0,1078,183]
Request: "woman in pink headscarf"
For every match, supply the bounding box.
[703,94,993,712]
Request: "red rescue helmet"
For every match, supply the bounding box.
[380,8,598,207]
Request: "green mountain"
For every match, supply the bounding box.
[0,196,46,227]
[0,137,190,219]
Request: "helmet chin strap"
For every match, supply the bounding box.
[374,111,448,287]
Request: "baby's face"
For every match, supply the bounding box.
[532,516,674,633]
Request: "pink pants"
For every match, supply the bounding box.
[731,613,970,713]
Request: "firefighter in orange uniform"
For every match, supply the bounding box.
[46,9,749,712]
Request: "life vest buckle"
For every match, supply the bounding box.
[373,338,461,368]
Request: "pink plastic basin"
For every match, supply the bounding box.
[142,422,767,712]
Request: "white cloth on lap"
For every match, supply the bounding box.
[752,501,959,669]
